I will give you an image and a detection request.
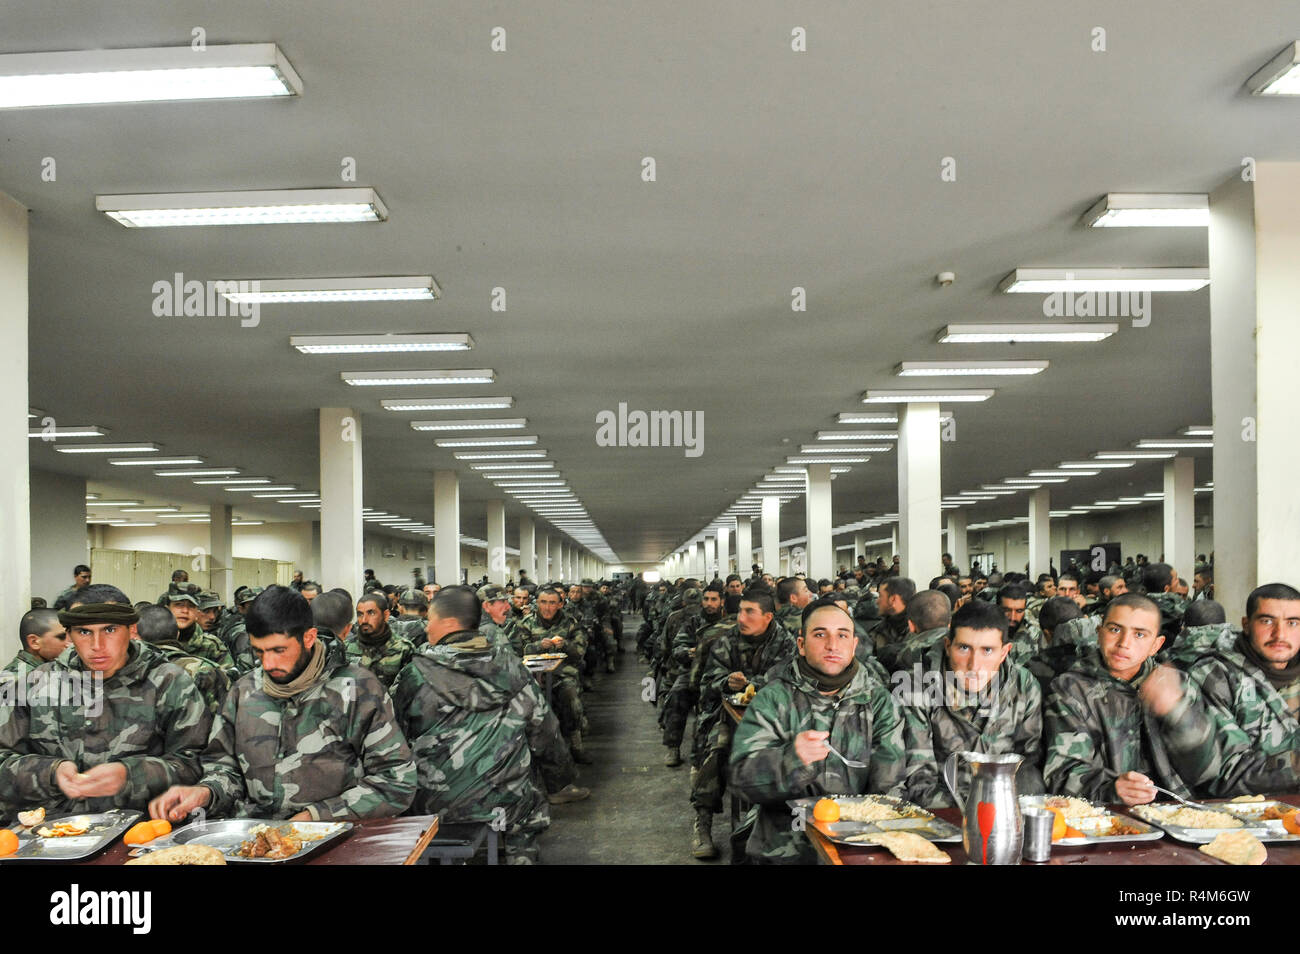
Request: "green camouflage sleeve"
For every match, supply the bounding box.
[671,623,696,669]
[303,679,416,820]
[561,621,587,669]
[198,686,250,817]
[729,684,820,803]
[115,667,211,805]
[702,637,736,701]
[0,676,61,804]
[1013,670,1047,794]
[519,676,575,793]
[900,702,945,808]
[1042,678,1113,802]
[867,684,908,798]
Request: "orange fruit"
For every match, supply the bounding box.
[812,798,841,823]
[1046,806,1068,841]
[124,821,168,845]
[150,819,172,838]
[1064,825,1085,839]
[0,829,18,857]
[1283,809,1300,836]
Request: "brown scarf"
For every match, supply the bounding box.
[262,639,329,699]
[797,654,859,693]
[1237,634,1300,690]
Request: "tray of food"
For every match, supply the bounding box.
[1129,801,1270,844]
[1216,796,1300,841]
[128,819,352,863]
[788,794,962,845]
[727,684,757,707]
[1,808,142,861]
[1020,795,1163,846]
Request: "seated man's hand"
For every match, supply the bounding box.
[1138,664,1184,717]
[54,760,83,800]
[149,785,211,823]
[74,762,128,798]
[726,671,748,691]
[794,730,830,767]
[1114,771,1157,806]
[287,810,312,822]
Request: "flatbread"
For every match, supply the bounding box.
[125,844,228,866]
[1199,830,1266,866]
[866,831,951,864]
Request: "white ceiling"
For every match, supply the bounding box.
[6,1,1293,563]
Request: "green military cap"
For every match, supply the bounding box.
[197,590,222,610]
[682,587,702,605]
[476,584,509,603]
[233,585,250,603]
[169,587,200,606]
[399,587,429,607]
[237,586,264,606]
[580,578,595,586]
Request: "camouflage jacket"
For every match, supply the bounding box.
[517,611,586,681]
[52,586,83,611]
[1150,591,1190,638]
[228,624,258,675]
[0,641,210,814]
[1006,619,1047,666]
[656,605,699,664]
[199,643,416,820]
[391,632,574,831]
[1165,623,1238,670]
[1024,617,1097,695]
[1042,649,1220,802]
[215,609,244,648]
[898,640,1045,809]
[668,610,727,681]
[2,649,44,675]
[343,627,417,691]
[389,615,428,643]
[867,612,910,658]
[480,617,523,656]
[700,620,795,714]
[176,624,235,672]
[775,604,804,640]
[688,616,738,699]
[140,639,232,718]
[729,657,908,864]
[880,626,949,674]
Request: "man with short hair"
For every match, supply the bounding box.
[725,575,745,598]
[156,569,191,606]
[775,577,813,643]
[196,591,224,634]
[517,586,590,763]
[346,593,417,690]
[1142,562,1187,637]
[730,600,907,864]
[135,604,232,717]
[389,589,430,641]
[167,587,235,671]
[881,590,954,673]
[0,585,210,814]
[1024,596,1086,691]
[900,600,1045,808]
[662,584,726,768]
[300,581,321,603]
[52,564,92,611]
[1043,594,1220,805]
[392,586,585,863]
[510,586,532,620]
[149,585,416,822]
[1055,575,1086,609]
[290,570,305,592]
[477,584,521,654]
[999,583,1045,664]
[1192,568,1214,602]
[226,586,264,674]
[867,577,915,657]
[5,608,66,674]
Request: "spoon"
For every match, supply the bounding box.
[824,740,868,769]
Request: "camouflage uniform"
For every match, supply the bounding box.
[879,625,948,674]
[0,641,210,814]
[227,624,258,675]
[175,622,235,672]
[391,631,576,863]
[199,643,416,819]
[343,625,417,691]
[1024,617,1096,694]
[388,614,428,643]
[729,657,908,864]
[138,637,232,718]
[2,649,44,676]
[661,609,726,750]
[1150,591,1190,638]
[1006,618,1046,667]
[775,603,804,641]
[1042,649,1222,802]
[480,616,523,655]
[866,612,910,660]
[898,639,1045,809]
[517,610,589,756]
[1164,623,1238,670]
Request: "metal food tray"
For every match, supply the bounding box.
[129,819,353,863]
[1214,799,1300,843]
[1129,802,1271,844]
[1019,795,1163,846]
[788,795,961,845]
[2,809,141,861]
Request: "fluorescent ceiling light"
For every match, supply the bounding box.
[342,369,493,386]
[1247,41,1300,95]
[1004,477,1064,484]
[85,494,99,500]
[382,397,513,412]
[1181,426,1213,437]
[937,323,1118,344]
[453,451,546,460]
[410,418,525,431]
[110,522,157,527]
[1061,460,1134,469]
[482,472,557,480]
[98,187,387,228]
[896,360,1047,376]
[799,445,888,454]
[225,276,439,303]
[1081,194,1208,228]
[815,431,898,440]
[83,500,140,507]
[254,491,318,498]
[54,442,158,454]
[971,488,1017,496]
[156,512,209,518]
[0,43,301,108]
[1143,492,1165,498]
[118,507,178,513]
[435,436,537,448]
[298,503,321,509]
[836,413,898,424]
[28,425,106,438]
[224,485,296,492]
[495,481,566,488]
[231,520,264,526]
[193,477,269,485]
[470,462,552,470]
[998,268,1210,293]
[156,468,240,477]
[788,456,869,464]
[111,456,203,466]
[1134,439,1213,449]
[1029,469,1097,477]
[863,390,993,403]
[761,475,806,482]
[1093,451,1176,460]
[292,333,469,355]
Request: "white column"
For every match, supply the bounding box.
[519,516,536,582]
[1163,458,1196,581]
[761,496,780,575]
[1028,488,1051,577]
[549,534,563,583]
[1209,163,1300,613]
[319,407,363,592]
[736,518,753,575]
[703,535,717,580]
[29,470,85,603]
[538,531,549,580]
[434,470,461,585]
[854,531,868,566]
[897,403,942,580]
[0,192,30,628]
[806,463,833,580]
[568,545,577,582]
[890,525,899,561]
[486,499,506,585]
[717,525,731,578]
[946,510,968,575]
[209,503,233,601]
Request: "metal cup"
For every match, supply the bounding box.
[1022,808,1053,863]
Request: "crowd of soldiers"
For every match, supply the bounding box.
[4,562,633,863]
[637,551,1300,863]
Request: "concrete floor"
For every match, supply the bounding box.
[538,615,736,865]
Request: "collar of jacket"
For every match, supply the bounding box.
[741,619,779,643]
[1075,645,1156,688]
[784,654,876,702]
[60,637,149,682]
[438,629,491,651]
[357,623,393,648]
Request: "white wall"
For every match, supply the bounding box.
[30,468,87,602]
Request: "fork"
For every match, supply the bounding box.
[1100,767,1219,812]
[824,740,868,769]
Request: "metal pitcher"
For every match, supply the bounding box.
[942,751,1023,865]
